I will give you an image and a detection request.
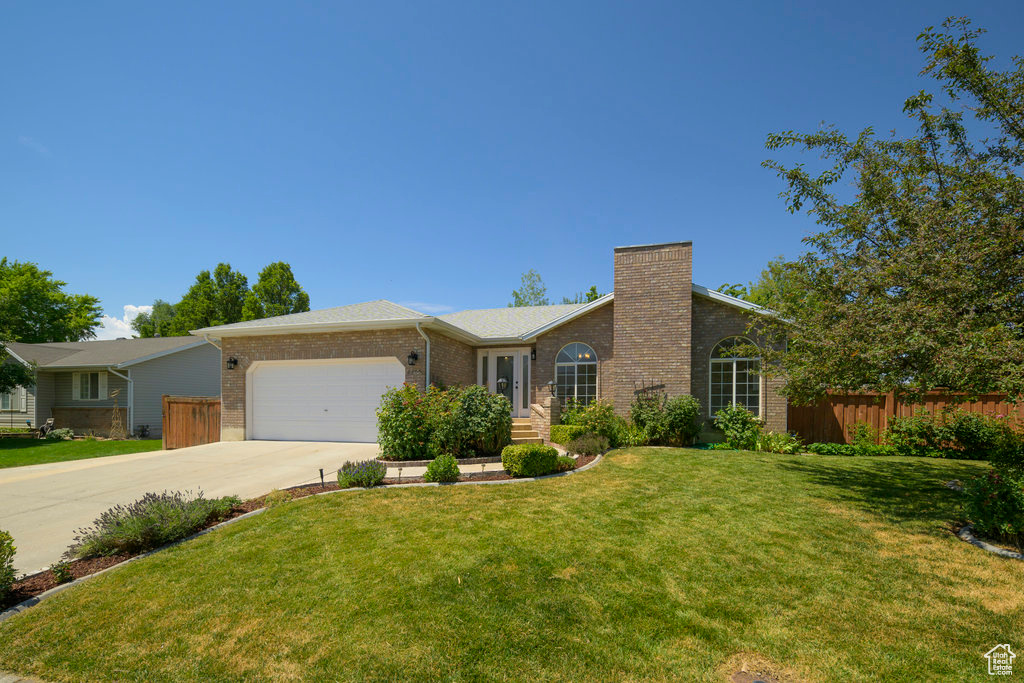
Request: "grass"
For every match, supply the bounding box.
[0,449,1020,681]
[0,438,162,469]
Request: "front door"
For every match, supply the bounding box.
[478,348,531,418]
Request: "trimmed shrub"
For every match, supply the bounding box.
[963,470,1024,551]
[0,529,14,599]
[67,491,240,559]
[501,444,559,478]
[338,460,387,488]
[550,424,587,445]
[555,455,577,472]
[424,454,460,483]
[713,403,764,451]
[45,428,74,441]
[566,433,609,456]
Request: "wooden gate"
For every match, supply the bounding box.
[788,392,1024,444]
[162,396,221,450]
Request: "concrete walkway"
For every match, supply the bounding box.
[0,440,380,575]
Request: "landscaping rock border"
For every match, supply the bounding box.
[377,455,503,467]
[956,525,1024,561]
[0,453,604,623]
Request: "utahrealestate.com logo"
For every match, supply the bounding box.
[985,644,1015,676]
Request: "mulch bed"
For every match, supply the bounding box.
[1,455,598,612]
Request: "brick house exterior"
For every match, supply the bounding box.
[197,241,787,443]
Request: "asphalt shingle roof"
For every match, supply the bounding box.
[5,336,206,368]
[437,304,587,339]
[194,300,430,333]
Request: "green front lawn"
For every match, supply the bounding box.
[0,438,162,469]
[0,450,1019,681]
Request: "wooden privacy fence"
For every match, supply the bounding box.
[162,396,221,450]
[788,392,1024,445]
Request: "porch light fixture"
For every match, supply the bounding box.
[530,349,536,361]
[226,356,238,370]
[546,380,556,396]
[407,350,419,366]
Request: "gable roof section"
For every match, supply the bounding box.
[5,336,210,369]
[190,286,765,342]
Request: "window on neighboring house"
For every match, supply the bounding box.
[709,337,761,416]
[0,388,24,412]
[72,371,106,401]
[555,342,598,407]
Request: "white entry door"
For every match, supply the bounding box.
[248,358,405,442]
[478,348,531,418]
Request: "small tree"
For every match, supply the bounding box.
[561,285,604,304]
[509,269,549,307]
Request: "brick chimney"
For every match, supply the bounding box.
[611,242,693,413]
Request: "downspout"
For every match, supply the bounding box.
[107,366,134,436]
[203,334,221,350]
[415,323,431,390]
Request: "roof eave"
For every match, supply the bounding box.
[520,293,615,341]
[115,339,214,368]
[691,284,777,316]
[191,317,433,339]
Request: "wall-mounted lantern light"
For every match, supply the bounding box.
[226,356,239,370]
[530,349,536,361]
[546,380,556,396]
[407,350,419,366]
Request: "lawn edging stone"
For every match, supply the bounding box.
[955,524,1024,561]
[0,452,605,623]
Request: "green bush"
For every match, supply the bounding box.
[377,384,512,461]
[947,411,1021,462]
[424,454,460,483]
[713,403,764,451]
[555,455,577,472]
[51,560,73,585]
[885,411,949,457]
[963,470,1024,551]
[575,400,628,447]
[501,444,559,477]
[629,391,702,446]
[0,529,15,599]
[45,428,74,441]
[848,421,880,449]
[754,431,803,454]
[566,432,610,456]
[559,399,585,426]
[550,424,587,445]
[67,491,240,559]
[622,423,649,447]
[338,460,387,488]
[806,442,898,456]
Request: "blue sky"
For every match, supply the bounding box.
[3,1,1022,338]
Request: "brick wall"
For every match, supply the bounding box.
[610,242,692,415]
[220,329,426,440]
[427,331,477,388]
[532,302,614,406]
[52,406,128,437]
[690,295,787,433]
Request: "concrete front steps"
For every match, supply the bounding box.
[511,418,542,445]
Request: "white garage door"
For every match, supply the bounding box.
[250,358,405,442]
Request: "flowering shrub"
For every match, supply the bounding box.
[424,454,460,483]
[377,384,511,461]
[963,470,1024,551]
[45,428,74,441]
[67,491,240,559]
[338,460,387,488]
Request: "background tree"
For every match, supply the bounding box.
[508,269,549,307]
[130,300,177,338]
[242,262,310,320]
[754,17,1024,403]
[719,256,813,312]
[170,263,250,334]
[0,258,101,343]
[561,285,604,304]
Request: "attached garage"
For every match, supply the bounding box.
[247,358,405,442]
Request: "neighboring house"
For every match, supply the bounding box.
[194,242,787,444]
[2,337,221,437]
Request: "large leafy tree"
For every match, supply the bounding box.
[508,269,550,307]
[242,262,310,320]
[171,263,250,334]
[718,256,810,311]
[130,299,177,338]
[0,258,102,343]
[754,18,1024,403]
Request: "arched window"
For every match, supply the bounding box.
[709,337,760,416]
[555,342,598,406]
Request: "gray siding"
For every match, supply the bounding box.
[34,372,55,425]
[130,343,221,435]
[1,382,34,428]
[53,371,130,409]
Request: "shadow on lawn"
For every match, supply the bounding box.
[0,438,52,450]
[777,457,986,527]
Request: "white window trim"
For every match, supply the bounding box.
[72,371,108,402]
[0,387,27,412]
[554,341,599,406]
[708,337,762,418]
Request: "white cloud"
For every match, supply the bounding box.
[18,135,50,156]
[399,301,455,314]
[95,304,152,340]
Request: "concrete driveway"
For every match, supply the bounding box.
[0,441,380,575]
